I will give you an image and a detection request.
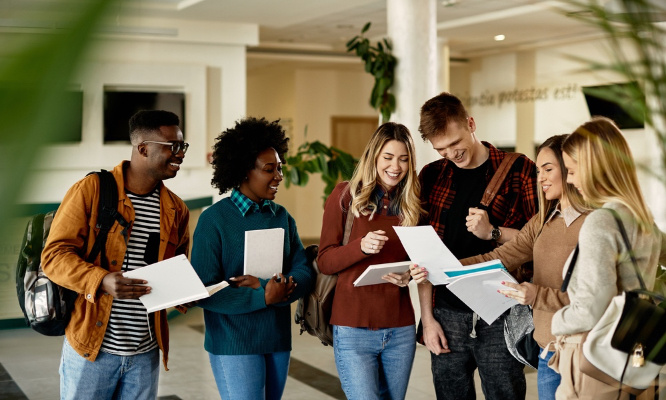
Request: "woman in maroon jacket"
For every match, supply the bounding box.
[317,122,424,399]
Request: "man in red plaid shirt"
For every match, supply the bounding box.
[414,92,537,400]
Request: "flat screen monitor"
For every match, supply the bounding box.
[582,82,644,129]
[103,90,185,142]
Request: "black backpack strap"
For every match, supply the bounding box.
[560,244,580,292]
[86,170,129,269]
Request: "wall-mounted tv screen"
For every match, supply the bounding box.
[103,90,185,142]
[582,82,644,129]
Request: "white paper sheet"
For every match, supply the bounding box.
[244,228,284,279]
[393,225,462,285]
[123,254,226,313]
[353,261,412,287]
[446,267,518,324]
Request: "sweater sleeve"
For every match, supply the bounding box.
[460,214,538,270]
[533,285,569,312]
[317,183,369,275]
[191,210,268,315]
[551,209,620,335]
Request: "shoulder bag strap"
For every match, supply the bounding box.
[606,209,658,301]
[342,205,354,246]
[480,152,520,208]
[560,244,580,292]
[342,183,355,246]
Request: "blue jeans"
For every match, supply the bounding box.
[333,325,416,400]
[60,337,159,400]
[430,307,526,400]
[208,351,290,400]
[537,349,560,400]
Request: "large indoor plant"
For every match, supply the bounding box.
[346,22,397,124]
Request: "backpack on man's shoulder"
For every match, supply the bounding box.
[15,170,129,336]
[294,202,354,346]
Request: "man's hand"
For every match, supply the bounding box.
[101,271,151,299]
[423,319,451,355]
[466,207,493,240]
[264,273,295,305]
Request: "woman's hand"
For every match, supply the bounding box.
[361,230,389,254]
[382,270,410,287]
[264,273,295,305]
[409,263,429,284]
[498,281,536,306]
[229,275,260,289]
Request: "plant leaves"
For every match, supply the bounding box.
[362,22,371,34]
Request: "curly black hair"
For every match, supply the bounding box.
[211,117,289,194]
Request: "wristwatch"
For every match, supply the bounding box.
[491,226,502,241]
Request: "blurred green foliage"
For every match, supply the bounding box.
[566,0,666,184]
[0,1,115,230]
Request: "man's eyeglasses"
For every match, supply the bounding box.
[141,141,189,155]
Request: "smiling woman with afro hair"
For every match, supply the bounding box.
[190,116,315,400]
[210,117,290,194]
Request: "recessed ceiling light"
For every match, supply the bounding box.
[494,34,506,41]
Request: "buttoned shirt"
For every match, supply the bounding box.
[419,141,538,239]
[230,188,276,217]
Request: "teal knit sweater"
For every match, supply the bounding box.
[191,197,315,355]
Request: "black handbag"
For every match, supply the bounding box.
[607,210,666,365]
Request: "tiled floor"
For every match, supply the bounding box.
[0,283,539,400]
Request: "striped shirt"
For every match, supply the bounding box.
[100,187,160,356]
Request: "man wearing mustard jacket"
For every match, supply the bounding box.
[42,110,190,400]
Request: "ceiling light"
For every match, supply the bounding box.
[494,34,505,41]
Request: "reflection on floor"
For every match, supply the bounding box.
[0,295,539,400]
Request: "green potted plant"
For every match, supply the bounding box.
[346,22,397,124]
[283,127,358,203]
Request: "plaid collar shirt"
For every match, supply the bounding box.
[230,188,277,217]
[419,141,538,239]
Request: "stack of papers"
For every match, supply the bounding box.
[123,254,228,313]
[445,261,518,323]
[393,225,518,324]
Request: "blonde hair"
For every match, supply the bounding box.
[535,134,591,231]
[346,122,424,226]
[562,116,653,231]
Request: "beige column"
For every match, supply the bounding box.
[515,50,536,160]
[387,0,440,171]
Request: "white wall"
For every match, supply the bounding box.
[461,37,666,229]
[18,20,257,205]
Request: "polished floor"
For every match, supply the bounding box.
[0,284,540,400]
